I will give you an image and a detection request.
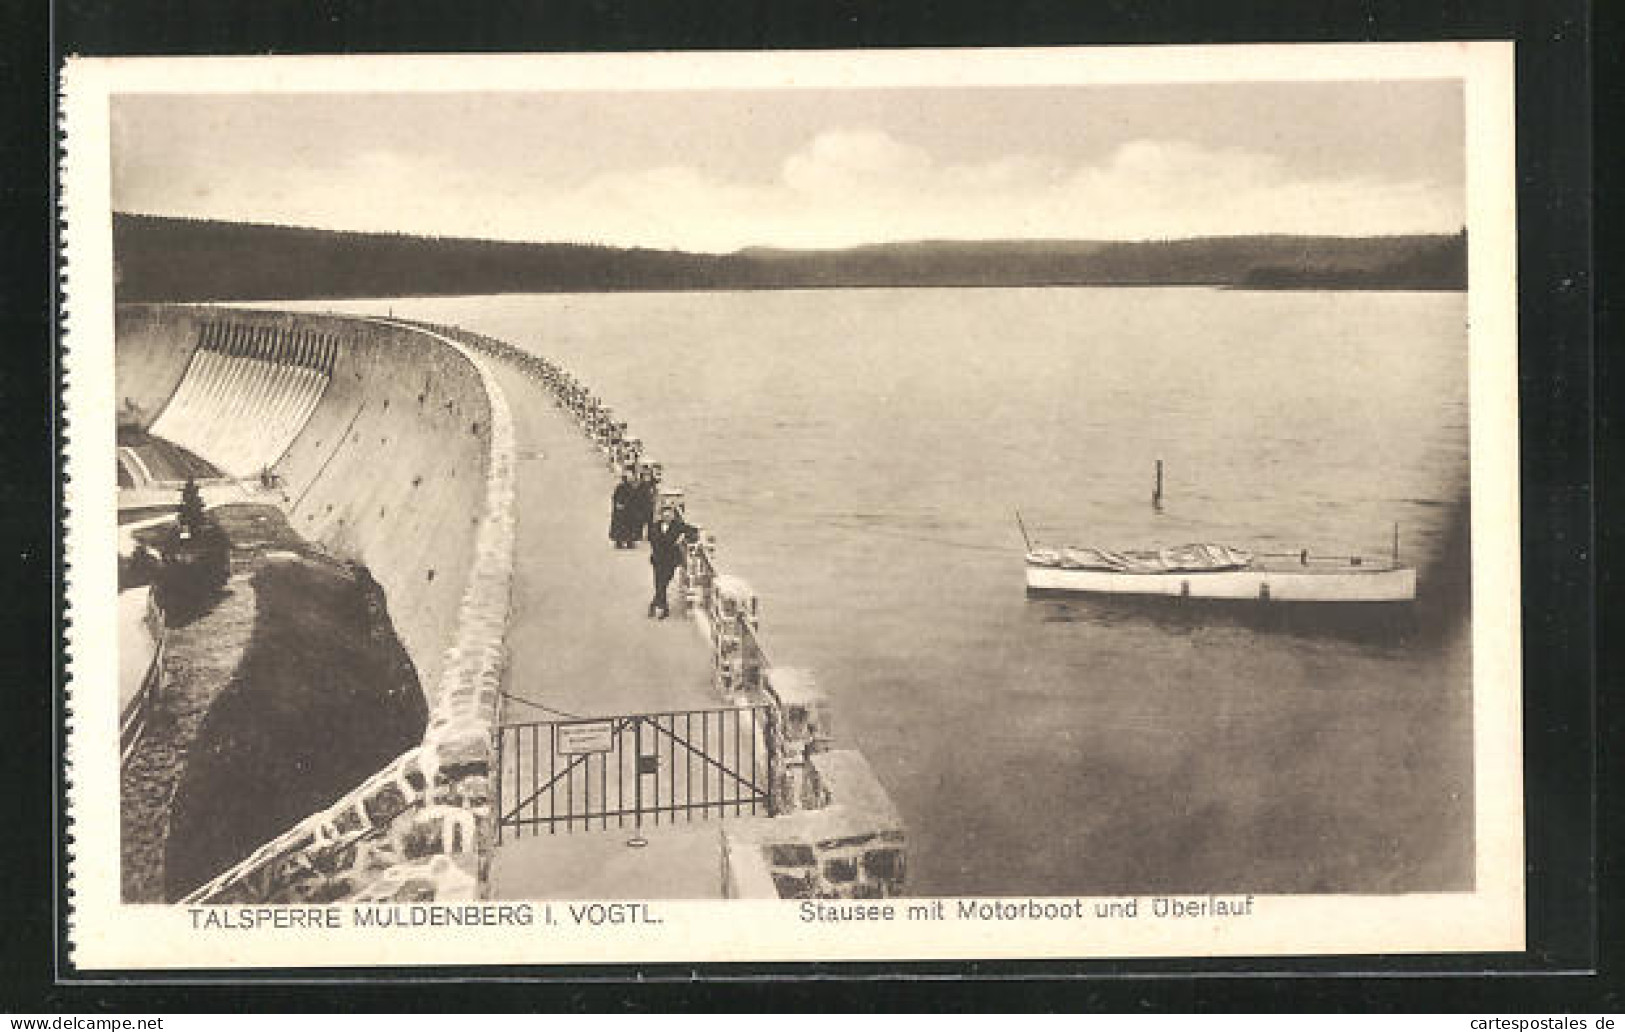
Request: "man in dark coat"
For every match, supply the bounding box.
[647,503,697,619]
[630,466,658,542]
[609,470,639,548]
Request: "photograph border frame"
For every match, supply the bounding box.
[19,0,1600,1007]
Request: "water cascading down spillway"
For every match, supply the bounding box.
[146,322,340,477]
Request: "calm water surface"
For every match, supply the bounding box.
[295,287,1473,895]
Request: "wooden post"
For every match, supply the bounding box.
[1152,459,1164,510]
[1393,522,1400,564]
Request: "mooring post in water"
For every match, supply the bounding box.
[1393,522,1400,564]
[1152,459,1164,511]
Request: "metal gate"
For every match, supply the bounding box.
[495,706,775,840]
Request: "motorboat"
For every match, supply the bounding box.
[1023,542,1416,603]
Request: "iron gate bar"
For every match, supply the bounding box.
[640,716,767,797]
[501,716,637,828]
[502,744,590,826]
[497,706,772,836]
[634,718,644,829]
[534,801,755,821]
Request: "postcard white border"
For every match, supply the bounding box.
[62,43,1522,969]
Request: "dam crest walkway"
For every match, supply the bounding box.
[436,340,729,898]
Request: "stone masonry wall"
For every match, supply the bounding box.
[721,750,907,900]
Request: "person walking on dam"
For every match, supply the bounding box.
[609,469,640,548]
[631,466,659,542]
[647,503,697,619]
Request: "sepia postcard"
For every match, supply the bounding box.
[61,44,1522,970]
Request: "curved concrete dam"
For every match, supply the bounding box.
[117,303,904,904]
[117,304,493,696]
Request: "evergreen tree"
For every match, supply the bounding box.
[158,477,230,623]
[178,477,206,537]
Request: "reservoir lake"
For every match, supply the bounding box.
[287,286,1472,896]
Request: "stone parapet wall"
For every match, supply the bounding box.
[721,750,907,900]
[181,322,516,904]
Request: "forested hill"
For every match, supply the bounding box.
[113,213,1466,301]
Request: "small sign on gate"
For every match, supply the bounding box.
[555,719,615,755]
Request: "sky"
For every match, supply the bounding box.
[111,82,1465,252]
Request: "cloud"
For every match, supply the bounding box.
[122,127,1463,251]
[781,128,934,195]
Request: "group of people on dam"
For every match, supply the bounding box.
[610,464,699,620]
[390,320,705,625]
[609,466,659,550]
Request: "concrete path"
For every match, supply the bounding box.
[490,822,726,899]
[488,361,726,899]
[491,360,716,722]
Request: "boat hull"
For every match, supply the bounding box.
[1024,564,1416,603]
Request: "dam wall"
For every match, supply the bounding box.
[270,320,492,697]
[114,305,212,430]
[147,322,336,478]
[117,304,492,696]
[122,309,517,905]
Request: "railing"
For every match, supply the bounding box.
[739,619,770,699]
[683,541,771,699]
[684,531,719,612]
[396,320,642,476]
[1252,550,1401,569]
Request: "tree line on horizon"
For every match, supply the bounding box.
[112,213,1467,301]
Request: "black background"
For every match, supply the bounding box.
[2,0,1610,1011]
